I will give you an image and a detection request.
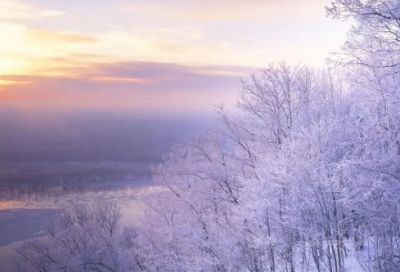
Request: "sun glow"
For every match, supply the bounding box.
[0,59,27,76]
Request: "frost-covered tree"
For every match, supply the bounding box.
[14,199,145,272]
[327,0,400,69]
[135,64,351,272]
[328,1,400,271]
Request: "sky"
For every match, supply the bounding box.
[0,0,350,113]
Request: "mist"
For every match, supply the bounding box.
[0,108,215,164]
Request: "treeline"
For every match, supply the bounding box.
[0,163,152,198]
[14,0,400,271]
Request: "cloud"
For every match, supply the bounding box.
[0,62,249,112]
[0,22,98,75]
[0,79,30,86]
[0,21,228,76]
[0,0,64,20]
[28,29,98,44]
[0,0,350,80]
[89,30,232,65]
[91,77,152,84]
[121,0,329,23]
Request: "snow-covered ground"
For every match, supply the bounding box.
[344,245,364,272]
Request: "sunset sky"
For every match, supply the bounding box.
[0,0,350,113]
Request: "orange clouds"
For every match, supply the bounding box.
[0,20,101,77]
[27,29,98,44]
[92,77,152,84]
[0,0,351,81]
[0,79,28,86]
[0,62,246,112]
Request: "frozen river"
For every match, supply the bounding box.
[0,179,159,271]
